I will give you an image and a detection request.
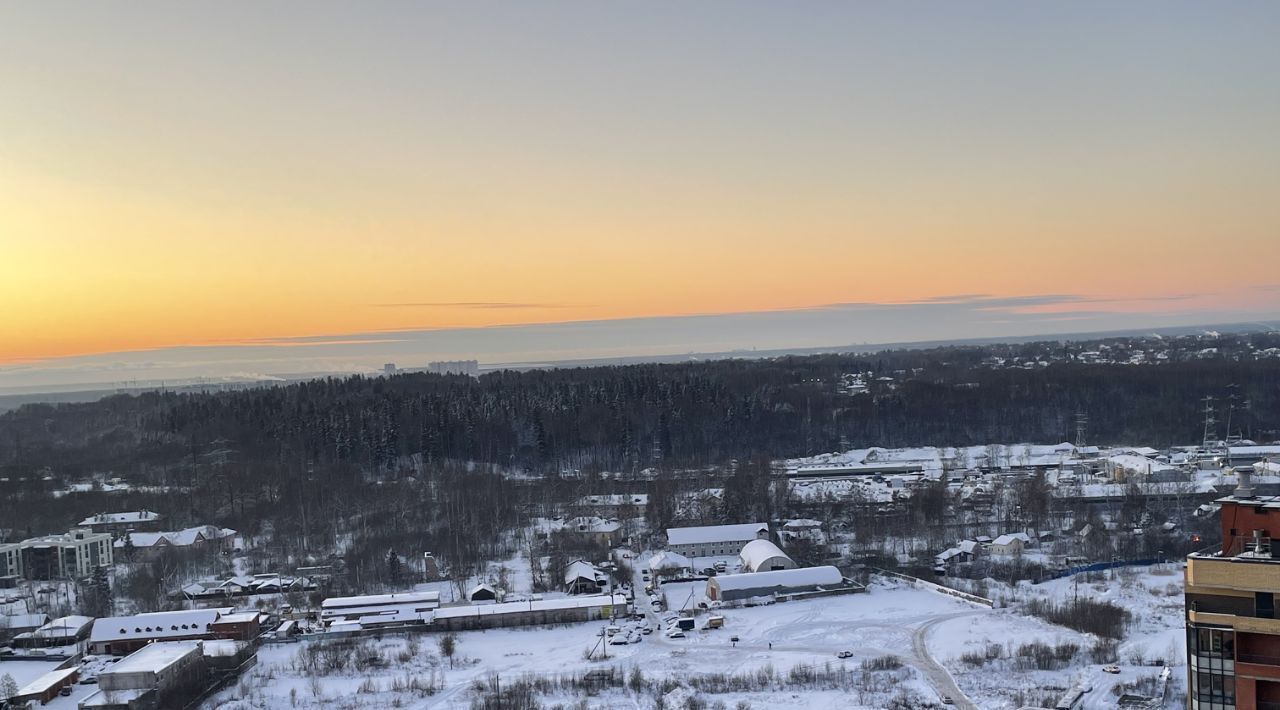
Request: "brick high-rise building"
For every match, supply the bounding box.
[1186,467,1280,709]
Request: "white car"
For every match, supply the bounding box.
[1102,664,1121,674]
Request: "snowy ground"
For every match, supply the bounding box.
[938,564,1185,709]
[204,579,1063,709]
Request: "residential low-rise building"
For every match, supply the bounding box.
[990,533,1032,556]
[117,525,237,559]
[564,560,607,595]
[665,523,769,558]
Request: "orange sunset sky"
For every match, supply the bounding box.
[2,3,1279,367]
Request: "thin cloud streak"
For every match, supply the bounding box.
[370,302,578,309]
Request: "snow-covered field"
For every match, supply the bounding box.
[201,578,1076,709]
[200,563,1187,709]
[938,564,1185,709]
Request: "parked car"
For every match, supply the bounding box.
[60,686,73,697]
[941,695,954,705]
[836,650,853,659]
[1103,665,1121,674]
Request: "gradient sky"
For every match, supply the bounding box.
[2,2,1279,374]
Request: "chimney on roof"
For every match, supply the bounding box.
[1235,466,1255,499]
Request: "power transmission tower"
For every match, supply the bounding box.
[1074,412,1088,449]
[1201,397,1217,451]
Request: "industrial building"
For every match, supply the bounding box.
[706,566,847,603]
[665,523,770,558]
[319,591,440,627]
[737,539,796,573]
[432,593,629,632]
[88,608,232,655]
[80,640,208,710]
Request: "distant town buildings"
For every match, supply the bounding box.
[424,360,480,377]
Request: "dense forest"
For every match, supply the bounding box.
[1,331,1278,584]
[4,334,1279,480]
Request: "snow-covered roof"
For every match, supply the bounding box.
[433,593,628,620]
[738,539,792,571]
[89,609,231,643]
[80,689,150,708]
[666,523,768,546]
[0,613,49,630]
[957,540,980,554]
[782,519,822,530]
[32,615,93,639]
[648,550,692,571]
[710,566,843,593]
[321,591,439,610]
[116,525,236,549]
[577,494,649,506]
[468,583,496,597]
[15,666,78,697]
[564,560,602,584]
[1228,445,1280,457]
[103,640,201,675]
[212,612,261,625]
[1106,454,1176,474]
[201,639,247,657]
[992,533,1031,546]
[79,511,161,526]
[562,517,621,534]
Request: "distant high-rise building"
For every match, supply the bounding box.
[425,360,480,377]
[383,363,397,376]
[1185,466,1280,709]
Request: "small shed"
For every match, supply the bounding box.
[563,560,604,595]
[468,583,498,603]
[648,551,693,579]
[14,666,79,705]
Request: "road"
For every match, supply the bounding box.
[911,612,983,710]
